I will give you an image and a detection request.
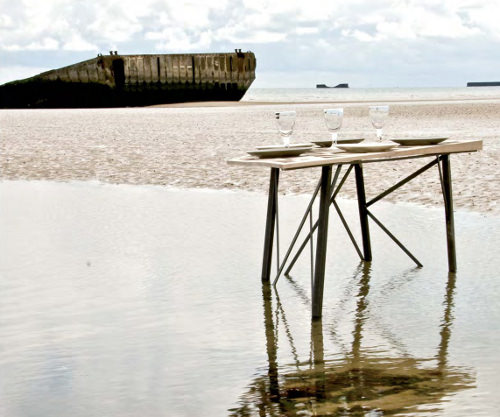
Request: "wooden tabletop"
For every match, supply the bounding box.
[227,139,483,171]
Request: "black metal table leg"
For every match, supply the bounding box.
[355,163,372,262]
[312,166,333,319]
[441,155,457,272]
[262,168,280,282]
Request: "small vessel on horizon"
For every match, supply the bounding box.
[467,81,500,87]
[316,83,349,88]
[0,50,256,108]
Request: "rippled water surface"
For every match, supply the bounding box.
[1,181,499,416]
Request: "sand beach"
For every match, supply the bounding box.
[1,98,498,215]
[1,94,500,416]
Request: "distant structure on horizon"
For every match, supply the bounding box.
[467,81,500,87]
[0,50,256,108]
[316,83,349,88]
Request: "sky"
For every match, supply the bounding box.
[1,0,500,88]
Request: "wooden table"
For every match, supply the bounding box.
[228,139,482,319]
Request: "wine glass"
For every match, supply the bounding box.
[323,108,343,144]
[369,105,389,141]
[275,111,296,147]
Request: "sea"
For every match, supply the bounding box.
[242,86,500,103]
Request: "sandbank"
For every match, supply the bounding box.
[1,99,498,214]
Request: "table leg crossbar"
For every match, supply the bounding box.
[366,210,423,267]
[264,154,457,288]
[279,165,374,281]
[359,159,442,268]
[366,158,440,207]
[360,156,456,269]
[272,177,323,284]
[274,165,363,285]
[332,199,364,260]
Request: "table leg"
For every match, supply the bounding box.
[354,163,372,262]
[312,166,333,319]
[441,155,457,272]
[261,168,280,282]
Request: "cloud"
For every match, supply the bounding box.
[333,1,489,42]
[1,0,496,49]
[0,13,14,28]
[145,28,213,51]
[216,27,287,43]
[295,27,319,35]
[5,38,60,51]
[62,35,98,52]
[0,0,499,86]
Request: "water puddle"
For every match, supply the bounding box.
[0,181,498,416]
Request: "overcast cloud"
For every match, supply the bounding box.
[1,0,499,87]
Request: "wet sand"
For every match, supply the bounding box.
[1,100,499,214]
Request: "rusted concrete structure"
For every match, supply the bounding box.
[0,50,256,108]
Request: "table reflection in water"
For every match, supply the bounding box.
[229,264,474,416]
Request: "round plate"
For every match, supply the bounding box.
[337,138,365,144]
[256,143,312,150]
[336,142,399,153]
[312,138,364,148]
[311,140,333,147]
[390,137,448,146]
[247,147,312,158]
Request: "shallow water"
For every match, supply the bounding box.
[0,180,499,416]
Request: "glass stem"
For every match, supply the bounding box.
[331,132,338,145]
[283,136,290,147]
[376,129,383,142]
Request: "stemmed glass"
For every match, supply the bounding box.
[275,111,296,147]
[369,105,389,141]
[323,108,343,144]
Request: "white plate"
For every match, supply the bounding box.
[390,137,448,146]
[256,143,312,150]
[336,142,399,153]
[247,147,312,158]
[312,138,364,148]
